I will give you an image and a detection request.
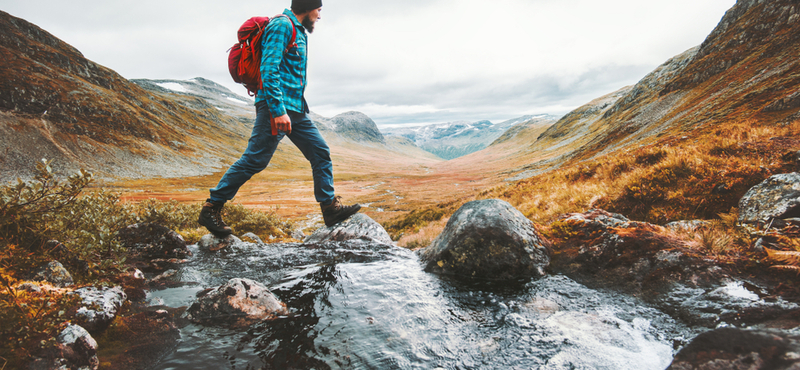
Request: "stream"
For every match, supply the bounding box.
[147,239,700,370]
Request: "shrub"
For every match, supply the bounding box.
[222,202,292,240]
[130,198,199,230]
[0,160,100,275]
[0,160,294,366]
[0,272,79,369]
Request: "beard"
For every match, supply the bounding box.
[302,16,315,33]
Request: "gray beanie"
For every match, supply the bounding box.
[292,0,322,14]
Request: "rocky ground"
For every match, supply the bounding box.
[20,172,800,369]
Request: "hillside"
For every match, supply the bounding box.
[500,0,800,180]
[385,0,800,238]
[0,11,259,180]
[3,0,798,232]
[0,9,440,190]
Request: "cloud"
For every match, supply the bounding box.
[3,0,736,126]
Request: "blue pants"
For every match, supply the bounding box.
[209,102,335,204]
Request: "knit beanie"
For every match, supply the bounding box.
[292,0,322,14]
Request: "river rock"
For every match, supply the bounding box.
[187,278,288,327]
[739,173,800,225]
[118,222,191,260]
[197,233,243,251]
[419,199,551,280]
[547,209,800,328]
[27,260,73,287]
[72,286,127,332]
[305,213,393,244]
[667,328,800,370]
[29,324,99,370]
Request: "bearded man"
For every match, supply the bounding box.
[199,0,360,236]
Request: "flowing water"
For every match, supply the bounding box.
[148,240,696,370]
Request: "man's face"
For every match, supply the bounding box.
[302,7,321,33]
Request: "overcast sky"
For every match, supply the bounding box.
[2,0,735,126]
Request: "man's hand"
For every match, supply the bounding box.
[274,114,292,134]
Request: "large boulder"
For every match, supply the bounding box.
[739,173,800,225]
[305,213,393,244]
[72,286,127,332]
[667,328,800,370]
[187,278,288,327]
[419,199,551,280]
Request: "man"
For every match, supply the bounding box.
[199,0,360,236]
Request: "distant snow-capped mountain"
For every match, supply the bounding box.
[381,115,558,160]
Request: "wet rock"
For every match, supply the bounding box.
[548,209,716,287]
[29,324,99,370]
[72,286,127,332]
[119,268,147,302]
[305,213,393,244]
[419,199,551,280]
[186,278,288,327]
[197,233,242,251]
[27,260,73,287]
[117,223,191,260]
[667,328,800,370]
[548,209,800,327]
[739,173,800,225]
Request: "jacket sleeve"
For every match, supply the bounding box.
[261,17,292,118]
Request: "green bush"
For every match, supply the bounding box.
[130,198,200,231]
[0,160,98,275]
[223,202,292,239]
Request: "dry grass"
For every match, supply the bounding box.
[104,115,798,253]
[494,118,799,225]
[386,117,798,247]
[396,217,450,250]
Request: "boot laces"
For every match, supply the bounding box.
[209,205,228,227]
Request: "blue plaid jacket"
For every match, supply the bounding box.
[256,9,308,117]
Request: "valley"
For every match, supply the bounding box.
[4,1,800,368]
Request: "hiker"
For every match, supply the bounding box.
[199,0,360,236]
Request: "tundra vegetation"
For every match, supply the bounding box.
[389,118,799,258]
[0,160,290,369]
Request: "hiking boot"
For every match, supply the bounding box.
[198,200,233,236]
[321,196,361,227]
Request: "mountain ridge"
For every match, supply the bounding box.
[484,0,800,182]
[0,10,438,181]
[382,115,558,160]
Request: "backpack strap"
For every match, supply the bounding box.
[274,14,298,54]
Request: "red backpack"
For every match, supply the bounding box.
[228,15,297,96]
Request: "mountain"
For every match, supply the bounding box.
[0,10,437,181]
[492,0,800,180]
[382,115,557,160]
[311,111,385,144]
[131,78,255,122]
[491,115,560,146]
[0,10,254,180]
